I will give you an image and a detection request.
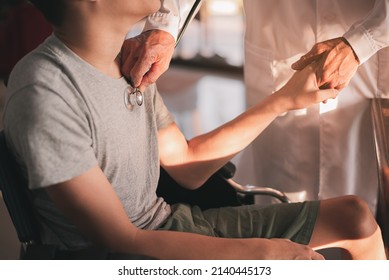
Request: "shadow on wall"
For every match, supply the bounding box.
[1,80,4,128]
[0,1,51,259]
[0,1,52,79]
[0,193,19,260]
[0,80,20,260]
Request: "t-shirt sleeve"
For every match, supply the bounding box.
[151,84,175,130]
[4,84,98,190]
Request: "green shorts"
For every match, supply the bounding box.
[158,201,320,245]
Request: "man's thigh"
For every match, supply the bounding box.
[159,201,320,245]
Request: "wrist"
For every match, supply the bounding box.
[143,11,180,41]
[268,89,292,114]
[340,37,360,64]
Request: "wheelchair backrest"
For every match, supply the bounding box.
[0,130,40,244]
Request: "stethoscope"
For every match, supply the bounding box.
[125,0,203,110]
[176,0,203,47]
[124,87,144,110]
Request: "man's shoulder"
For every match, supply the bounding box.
[3,38,85,133]
[9,37,67,88]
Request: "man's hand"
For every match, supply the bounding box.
[276,61,338,111]
[120,30,176,92]
[252,238,325,260]
[291,37,359,90]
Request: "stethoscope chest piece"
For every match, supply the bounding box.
[124,86,143,110]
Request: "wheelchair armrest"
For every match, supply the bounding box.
[226,178,291,203]
[217,161,236,179]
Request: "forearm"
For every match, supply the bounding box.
[46,169,258,259]
[129,229,323,260]
[162,92,288,188]
[160,64,337,189]
[131,229,267,260]
[189,94,286,158]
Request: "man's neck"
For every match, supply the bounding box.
[54,22,128,79]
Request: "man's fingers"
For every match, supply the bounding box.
[316,88,339,103]
[312,251,325,260]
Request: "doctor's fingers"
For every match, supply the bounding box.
[129,44,173,89]
[130,51,171,91]
[292,53,322,70]
[291,43,329,71]
[316,56,357,90]
[136,64,165,93]
[129,55,155,88]
[127,30,175,88]
[120,39,143,86]
[315,47,358,89]
[319,79,349,91]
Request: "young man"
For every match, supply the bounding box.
[3,0,386,259]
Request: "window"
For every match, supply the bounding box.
[127,0,245,74]
[173,0,244,73]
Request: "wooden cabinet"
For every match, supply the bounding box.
[371,98,389,255]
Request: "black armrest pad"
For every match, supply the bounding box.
[157,165,241,210]
[217,161,236,179]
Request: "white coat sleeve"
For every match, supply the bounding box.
[343,0,389,64]
[143,0,197,41]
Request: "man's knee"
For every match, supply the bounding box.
[338,195,377,239]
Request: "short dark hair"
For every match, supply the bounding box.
[28,0,66,26]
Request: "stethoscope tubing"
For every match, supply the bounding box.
[175,0,203,47]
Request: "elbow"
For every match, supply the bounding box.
[178,177,208,190]
[160,165,209,190]
[174,174,209,191]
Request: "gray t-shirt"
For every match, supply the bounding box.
[3,34,174,249]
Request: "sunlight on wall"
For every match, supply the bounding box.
[209,0,242,15]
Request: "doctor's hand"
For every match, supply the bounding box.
[291,37,359,90]
[120,30,176,92]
